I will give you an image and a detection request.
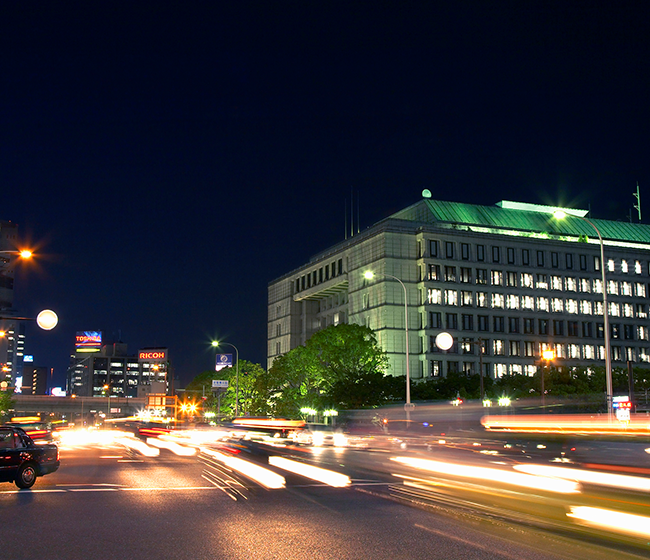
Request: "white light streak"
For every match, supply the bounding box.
[390,457,580,494]
[513,464,650,492]
[201,448,285,489]
[268,456,351,487]
[567,506,650,538]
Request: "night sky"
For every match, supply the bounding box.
[2,2,650,388]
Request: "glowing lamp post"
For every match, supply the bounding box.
[364,270,414,423]
[553,210,613,418]
[540,349,555,408]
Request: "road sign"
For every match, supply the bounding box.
[215,354,233,370]
[212,379,229,389]
[404,403,416,410]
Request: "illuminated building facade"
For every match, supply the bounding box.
[67,341,169,397]
[0,221,21,385]
[268,196,650,380]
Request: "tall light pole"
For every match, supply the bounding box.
[553,210,613,418]
[363,270,412,423]
[212,341,240,417]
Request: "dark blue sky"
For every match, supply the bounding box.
[2,1,649,388]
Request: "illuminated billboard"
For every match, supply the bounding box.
[138,348,168,362]
[75,331,102,352]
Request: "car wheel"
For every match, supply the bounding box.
[15,463,37,489]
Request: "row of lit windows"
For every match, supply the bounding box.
[426,266,648,296]
[429,355,650,378]
[427,239,646,274]
[294,258,344,293]
[427,312,649,340]
[428,337,645,361]
[426,288,647,318]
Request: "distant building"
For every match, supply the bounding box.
[21,366,48,395]
[268,196,650,380]
[67,341,170,397]
[0,221,22,386]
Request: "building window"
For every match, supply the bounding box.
[621,260,629,273]
[476,292,488,307]
[635,283,646,297]
[596,323,604,338]
[536,297,549,312]
[462,314,473,330]
[582,321,593,337]
[429,240,439,257]
[445,290,458,305]
[551,298,564,313]
[427,289,442,304]
[536,274,548,289]
[638,326,649,341]
[508,317,519,333]
[539,319,549,335]
[477,245,485,262]
[507,247,515,264]
[537,250,544,267]
[493,316,504,332]
[522,249,530,266]
[566,253,573,269]
[428,264,440,281]
[461,291,473,306]
[491,270,503,285]
[446,313,458,330]
[461,243,470,260]
[636,260,642,274]
[579,254,588,271]
[446,242,454,259]
[567,321,579,336]
[521,273,534,288]
[445,266,457,282]
[566,299,578,314]
[621,281,633,296]
[492,293,505,308]
[509,340,520,356]
[524,341,536,357]
[493,339,505,355]
[524,318,534,334]
[276,342,281,355]
[460,267,472,283]
[624,324,634,340]
[476,269,488,285]
[551,252,559,268]
[607,280,619,295]
[611,323,620,339]
[430,361,442,377]
[553,320,564,336]
[607,259,615,272]
[565,277,577,291]
[492,246,500,263]
[550,275,563,290]
[506,294,519,309]
[506,271,517,287]
[623,303,634,318]
[478,315,489,331]
[637,303,648,318]
[429,311,442,328]
[276,324,281,336]
[580,300,593,315]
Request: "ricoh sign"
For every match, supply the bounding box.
[138,349,168,362]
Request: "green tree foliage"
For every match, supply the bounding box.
[256,323,391,415]
[185,360,265,418]
[0,389,14,422]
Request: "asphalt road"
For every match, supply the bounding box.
[1,434,649,560]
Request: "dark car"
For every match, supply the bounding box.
[0,426,60,489]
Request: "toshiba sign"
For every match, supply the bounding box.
[138,349,168,361]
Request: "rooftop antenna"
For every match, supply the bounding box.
[350,188,354,238]
[634,182,642,222]
[344,198,348,240]
[356,189,360,234]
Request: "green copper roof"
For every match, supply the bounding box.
[389,199,650,245]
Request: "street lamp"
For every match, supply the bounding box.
[212,340,240,417]
[553,210,613,418]
[540,348,555,408]
[364,270,412,422]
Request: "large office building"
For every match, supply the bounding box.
[67,339,170,397]
[268,195,650,380]
[0,220,23,386]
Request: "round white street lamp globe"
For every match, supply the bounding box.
[435,332,454,351]
[36,309,58,330]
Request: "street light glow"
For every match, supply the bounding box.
[36,309,58,330]
[19,250,33,259]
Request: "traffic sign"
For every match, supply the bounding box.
[212,379,229,388]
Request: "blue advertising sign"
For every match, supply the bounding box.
[215,353,233,370]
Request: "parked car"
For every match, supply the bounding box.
[0,426,60,489]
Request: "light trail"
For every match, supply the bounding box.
[268,456,351,487]
[201,448,286,489]
[513,464,650,492]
